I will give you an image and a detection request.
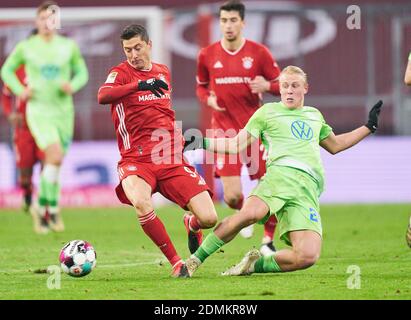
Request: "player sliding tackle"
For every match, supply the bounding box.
[179,66,383,277]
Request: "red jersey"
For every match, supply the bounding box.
[1,65,29,131]
[99,61,183,163]
[196,39,281,131]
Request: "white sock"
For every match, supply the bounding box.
[42,164,60,184]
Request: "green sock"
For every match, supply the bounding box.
[48,182,60,208]
[38,174,50,208]
[194,232,225,263]
[254,255,282,273]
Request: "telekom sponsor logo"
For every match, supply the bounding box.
[215,77,251,84]
[138,93,171,102]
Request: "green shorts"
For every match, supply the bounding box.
[251,165,322,246]
[26,106,74,153]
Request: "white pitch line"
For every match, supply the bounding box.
[0,259,166,274]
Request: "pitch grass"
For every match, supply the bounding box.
[0,204,410,300]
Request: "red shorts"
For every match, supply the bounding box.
[115,158,212,210]
[14,129,44,169]
[214,141,266,180]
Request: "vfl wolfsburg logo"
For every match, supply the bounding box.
[291,120,313,140]
[41,64,60,80]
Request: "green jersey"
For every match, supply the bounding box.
[245,101,332,193]
[409,51,411,61]
[0,34,88,116]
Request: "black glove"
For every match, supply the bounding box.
[183,131,206,152]
[137,78,168,98]
[365,100,383,133]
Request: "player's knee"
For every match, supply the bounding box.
[45,147,64,165]
[19,174,31,186]
[199,213,217,229]
[296,251,320,269]
[238,207,264,225]
[46,155,63,166]
[131,197,153,215]
[224,192,243,209]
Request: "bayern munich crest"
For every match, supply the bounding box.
[242,57,254,69]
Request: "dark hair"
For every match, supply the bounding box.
[37,1,58,14]
[219,0,245,20]
[120,24,149,43]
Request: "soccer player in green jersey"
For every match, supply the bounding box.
[1,1,89,234]
[404,51,411,248]
[179,65,383,277]
[404,51,411,86]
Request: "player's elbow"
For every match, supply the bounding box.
[97,91,111,105]
[328,148,339,155]
[405,75,411,86]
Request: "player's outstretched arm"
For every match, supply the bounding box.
[98,78,168,105]
[320,100,383,154]
[97,82,139,104]
[184,128,256,154]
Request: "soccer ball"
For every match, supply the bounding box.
[59,240,97,277]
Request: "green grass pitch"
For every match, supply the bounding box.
[0,204,410,300]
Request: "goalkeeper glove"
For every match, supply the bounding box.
[365,100,383,133]
[137,78,168,98]
[183,132,209,152]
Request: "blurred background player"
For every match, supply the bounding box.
[195,0,280,255]
[1,1,89,234]
[404,50,411,248]
[180,66,384,277]
[404,49,411,86]
[97,24,218,277]
[1,60,44,213]
[406,216,411,248]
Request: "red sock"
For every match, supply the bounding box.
[19,178,32,197]
[264,215,277,239]
[139,210,181,267]
[189,215,201,232]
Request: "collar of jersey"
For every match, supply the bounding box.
[127,60,153,72]
[220,38,246,56]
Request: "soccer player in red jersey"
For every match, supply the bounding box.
[196,0,280,255]
[97,24,218,277]
[1,64,44,212]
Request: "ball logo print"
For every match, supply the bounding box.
[59,240,97,277]
[291,121,313,141]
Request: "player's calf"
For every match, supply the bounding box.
[183,214,203,254]
[294,251,319,270]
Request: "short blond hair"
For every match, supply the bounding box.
[280,65,308,84]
